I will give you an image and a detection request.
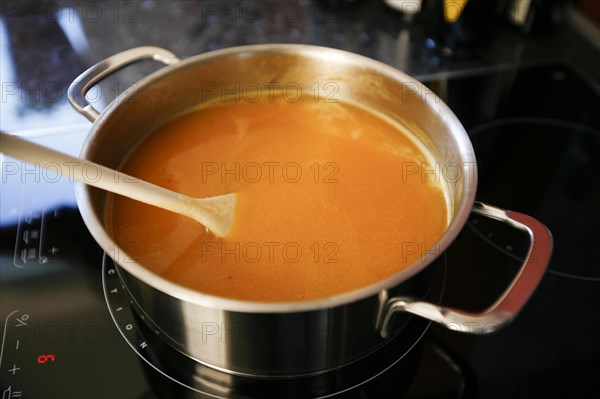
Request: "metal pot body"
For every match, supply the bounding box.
[117,256,438,377]
[71,45,550,377]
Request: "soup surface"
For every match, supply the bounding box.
[108,95,448,301]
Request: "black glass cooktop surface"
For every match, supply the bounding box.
[1,63,598,398]
[426,63,600,399]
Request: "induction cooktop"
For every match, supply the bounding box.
[1,63,598,398]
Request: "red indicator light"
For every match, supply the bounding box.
[37,354,56,364]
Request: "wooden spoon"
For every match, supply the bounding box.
[0,132,236,237]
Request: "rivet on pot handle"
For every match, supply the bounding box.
[68,46,180,122]
[379,201,552,337]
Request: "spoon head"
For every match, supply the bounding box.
[195,193,237,237]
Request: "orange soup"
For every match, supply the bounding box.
[108,95,448,301]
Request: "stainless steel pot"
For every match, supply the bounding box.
[68,45,552,377]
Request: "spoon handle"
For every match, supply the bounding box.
[1,132,195,218]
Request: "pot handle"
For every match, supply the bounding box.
[378,201,552,337]
[68,46,180,122]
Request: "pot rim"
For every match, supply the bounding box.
[75,43,477,313]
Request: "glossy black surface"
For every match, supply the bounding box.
[425,64,600,399]
[1,1,599,398]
